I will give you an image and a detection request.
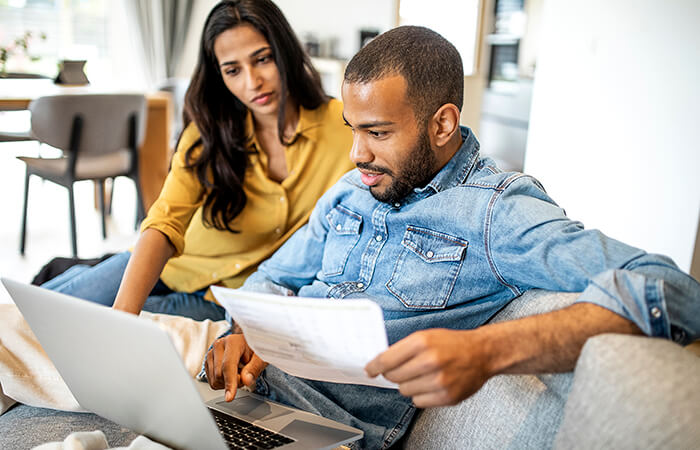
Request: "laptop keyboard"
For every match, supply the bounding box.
[209,407,296,449]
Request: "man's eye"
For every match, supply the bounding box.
[368,130,385,138]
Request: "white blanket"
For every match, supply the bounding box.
[0,303,230,413]
[33,431,170,450]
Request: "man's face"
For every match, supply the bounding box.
[342,75,438,204]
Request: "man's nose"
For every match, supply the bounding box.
[349,136,372,165]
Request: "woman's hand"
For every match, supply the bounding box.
[205,334,268,402]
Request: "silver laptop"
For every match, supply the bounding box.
[2,278,363,450]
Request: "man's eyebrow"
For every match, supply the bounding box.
[341,114,394,129]
[220,46,271,67]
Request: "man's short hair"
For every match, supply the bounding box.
[344,25,464,122]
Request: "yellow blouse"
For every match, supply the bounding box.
[141,98,354,296]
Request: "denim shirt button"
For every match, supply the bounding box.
[650,306,662,319]
[426,251,434,258]
[375,235,383,241]
[357,282,364,289]
[394,202,401,208]
[336,224,342,231]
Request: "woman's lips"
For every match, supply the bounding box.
[360,171,385,187]
[251,92,273,105]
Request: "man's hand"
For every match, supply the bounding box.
[365,328,492,408]
[366,303,642,409]
[205,334,268,402]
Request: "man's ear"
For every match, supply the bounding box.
[429,104,461,147]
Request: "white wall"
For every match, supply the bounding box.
[272,0,396,60]
[176,0,397,80]
[525,0,700,272]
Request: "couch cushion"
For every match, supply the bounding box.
[402,289,580,449]
[554,334,700,449]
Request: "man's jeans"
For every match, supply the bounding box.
[42,251,226,322]
[255,366,415,449]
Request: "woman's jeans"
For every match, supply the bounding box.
[42,251,226,322]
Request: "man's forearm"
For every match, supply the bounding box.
[480,302,643,376]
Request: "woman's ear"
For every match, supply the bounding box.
[429,103,461,148]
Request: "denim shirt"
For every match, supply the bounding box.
[245,126,700,346]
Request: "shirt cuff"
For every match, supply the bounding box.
[575,269,670,339]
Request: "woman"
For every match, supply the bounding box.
[43,0,354,321]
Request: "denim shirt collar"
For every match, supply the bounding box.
[413,126,479,198]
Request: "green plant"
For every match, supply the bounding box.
[0,31,47,76]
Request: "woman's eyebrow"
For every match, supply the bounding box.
[220,46,271,68]
[249,46,271,58]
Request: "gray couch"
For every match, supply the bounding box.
[1,290,698,449]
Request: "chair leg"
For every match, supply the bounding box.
[133,176,145,230]
[68,184,78,257]
[107,177,114,215]
[98,179,107,239]
[19,170,30,255]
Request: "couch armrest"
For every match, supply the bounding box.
[554,334,700,449]
[402,290,580,448]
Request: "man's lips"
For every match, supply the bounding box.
[251,92,273,105]
[359,170,385,187]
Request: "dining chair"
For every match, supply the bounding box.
[18,94,147,257]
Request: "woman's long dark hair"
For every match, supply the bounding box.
[182,0,327,232]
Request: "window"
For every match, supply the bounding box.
[0,0,142,88]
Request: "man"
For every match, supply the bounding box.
[203,26,700,448]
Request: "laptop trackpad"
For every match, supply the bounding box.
[214,396,292,421]
[279,419,360,446]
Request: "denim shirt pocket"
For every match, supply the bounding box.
[322,204,363,277]
[386,226,468,309]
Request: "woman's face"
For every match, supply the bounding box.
[213,23,282,117]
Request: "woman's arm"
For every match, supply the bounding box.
[112,228,175,314]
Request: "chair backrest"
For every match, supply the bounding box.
[29,94,147,156]
[157,78,189,147]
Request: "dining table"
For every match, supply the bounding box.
[0,77,173,213]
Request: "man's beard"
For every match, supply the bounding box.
[360,129,437,204]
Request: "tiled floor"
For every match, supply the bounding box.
[0,140,139,304]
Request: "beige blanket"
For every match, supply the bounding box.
[0,303,230,414]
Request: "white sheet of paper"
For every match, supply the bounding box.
[211,287,398,389]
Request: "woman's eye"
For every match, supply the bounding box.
[225,67,239,76]
[258,54,273,63]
